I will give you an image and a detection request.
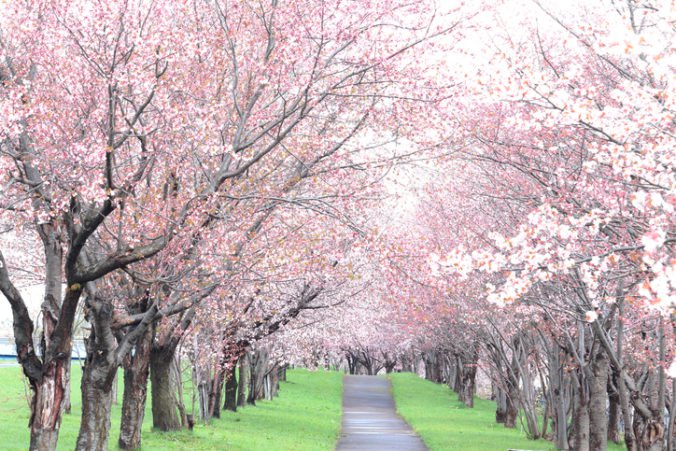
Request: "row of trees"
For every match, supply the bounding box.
[0,0,463,449]
[385,2,674,450]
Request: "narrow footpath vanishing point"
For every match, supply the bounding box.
[336,375,427,451]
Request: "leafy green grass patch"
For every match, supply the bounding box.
[390,372,623,451]
[0,365,342,450]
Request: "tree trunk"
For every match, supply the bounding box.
[268,365,280,399]
[28,231,70,450]
[571,378,590,451]
[74,298,122,451]
[503,347,521,430]
[494,384,507,424]
[150,346,182,431]
[631,369,665,451]
[247,352,257,406]
[667,379,675,451]
[248,349,268,403]
[62,360,72,415]
[119,324,152,450]
[453,355,463,393]
[504,381,519,428]
[28,289,81,451]
[75,364,114,451]
[263,373,271,400]
[208,368,224,419]
[547,345,569,450]
[346,353,357,375]
[197,375,209,422]
[223,364,238,412]
[237,354,248,407]
[174,354,189,428]
[254,365,267,401]
[608,375,621,444]
[589,349,609,451]
[29,359,70,451]
[423,351,442,383]
[458,348,478,408]
[618,367,637,451]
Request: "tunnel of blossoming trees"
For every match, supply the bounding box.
[0,0,673,450]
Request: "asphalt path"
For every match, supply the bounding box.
[336,375,427,451]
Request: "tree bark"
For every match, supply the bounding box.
[589,349,609,451]
[346,353,357,375]
[27,228,71,450]
[29,358,70,451]
[119,324,152,450]
[632,368,665,451]
[547,345,569,450]
[150,345,182,431]
[74,296,120,451]
[503,346,521,429]
[237,354,248,407]
[247,352,257,406]
[570,374,590,451]
[494,384,507,424]
[208,368,224,419]
[26,289,82,451]
[248,349,268,403]
[504,381,519,428]
[667,379,675,451]
[76,364,114,451]
[267,365,280,399]
[423,351,442,383]
[458,348,478,408]
[223,364,238,412]
[608,374,621,444]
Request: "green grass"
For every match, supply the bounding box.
[390,372,624,451]
[0,365,342,450]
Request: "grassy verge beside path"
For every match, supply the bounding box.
[0,366,342,450]
[390,372,624,451]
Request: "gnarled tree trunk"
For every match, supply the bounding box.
[119,324,152,450]
[76,365,115,451]
[29,358,70,451]
[75,295,120,451]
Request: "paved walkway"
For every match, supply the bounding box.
[336,375,427,451]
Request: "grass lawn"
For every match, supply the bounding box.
[390,372,625,451]
[0,365,342,450]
